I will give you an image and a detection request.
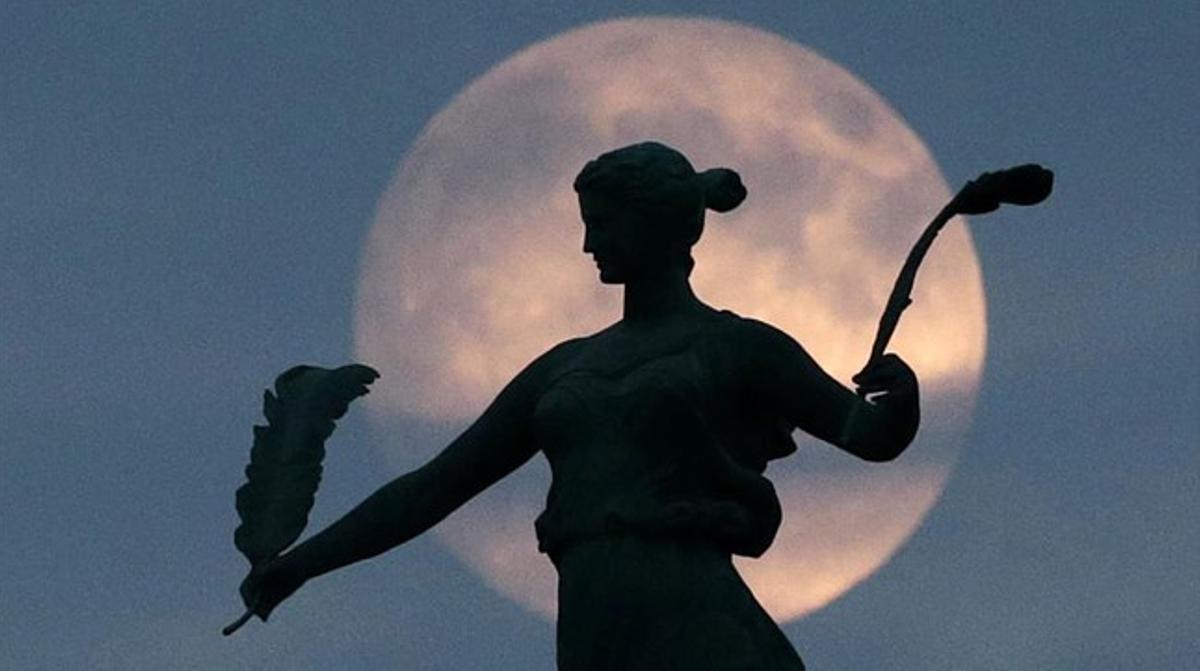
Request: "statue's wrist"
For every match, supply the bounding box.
[276,547,314,587]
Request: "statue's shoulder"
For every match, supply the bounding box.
[527,328,627,380]
[708,309,791,347]
[703,310,806,375]
[534,335,590,373]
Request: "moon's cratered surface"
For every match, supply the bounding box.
[354,17,986,622]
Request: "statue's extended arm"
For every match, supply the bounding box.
[240,340,579,621]
[743,320,919,462]
[281,403,532,580]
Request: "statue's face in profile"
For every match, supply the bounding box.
[579,190,646,285]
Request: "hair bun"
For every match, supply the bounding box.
[698,168,747,213]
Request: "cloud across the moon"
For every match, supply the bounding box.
[355,17,986,622]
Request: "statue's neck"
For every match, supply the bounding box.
[622,272,703,325]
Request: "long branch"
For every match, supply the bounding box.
[864,202,959,369]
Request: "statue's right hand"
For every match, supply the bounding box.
[239,555,306,622]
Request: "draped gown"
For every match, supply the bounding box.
[531,310,807,670]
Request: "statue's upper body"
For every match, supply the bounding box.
[242,141,919,670]
[533,307,789,562]
[531,305,914,566]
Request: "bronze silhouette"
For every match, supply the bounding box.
[228,142,1051,669]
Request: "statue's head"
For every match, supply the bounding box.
[573,141,746,284]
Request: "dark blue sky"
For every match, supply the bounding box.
[2,3,1196,669]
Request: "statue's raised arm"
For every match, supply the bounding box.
[734,318,919,463]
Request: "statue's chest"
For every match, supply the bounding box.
[532,340,725,473]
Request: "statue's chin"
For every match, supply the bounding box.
[597,268,624,285]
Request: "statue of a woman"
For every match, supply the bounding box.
[241,141,920,670]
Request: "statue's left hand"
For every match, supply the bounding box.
[852,353,917,402]
[239,555,306,622]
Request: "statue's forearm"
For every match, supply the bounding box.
[278,466,450,583]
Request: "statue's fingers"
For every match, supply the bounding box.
[855,381,892,396]
[854,366,902,388]
[855,353,898,378]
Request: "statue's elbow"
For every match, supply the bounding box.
[857,425,918,463]
[870,408,920,462]
[842,398,919,463]
[860,440,908,463]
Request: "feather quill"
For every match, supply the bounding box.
[224,363,379,635]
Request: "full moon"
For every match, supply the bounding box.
[355,17,986,622]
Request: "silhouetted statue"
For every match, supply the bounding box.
[232,141,934,670]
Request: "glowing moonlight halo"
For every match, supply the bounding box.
[354,18,986,622]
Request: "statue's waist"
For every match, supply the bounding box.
[550,530,731,572]
[538,503,769,566]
